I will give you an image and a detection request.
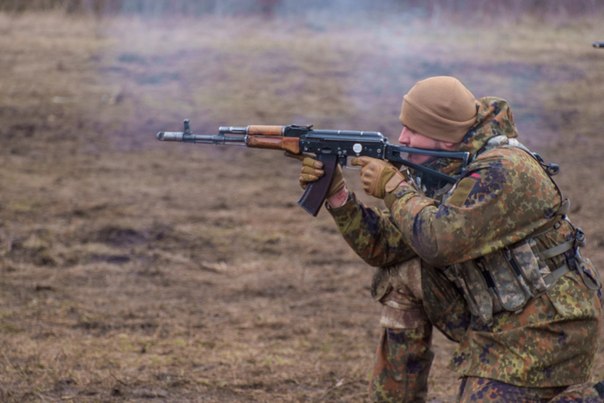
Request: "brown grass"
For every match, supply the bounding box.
[0,11,603,402]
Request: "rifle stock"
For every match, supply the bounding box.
[156,120,470,216]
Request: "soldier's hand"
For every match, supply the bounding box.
[299,156,346,198]
[351,156,408,199]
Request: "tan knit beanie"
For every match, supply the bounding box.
[399,76,478,143]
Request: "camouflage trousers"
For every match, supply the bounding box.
[370,324,434,402]
[369,258,428,401]
[458,377,604,402]
[370,258,443,402]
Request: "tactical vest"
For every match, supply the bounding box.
[443,136,601,325]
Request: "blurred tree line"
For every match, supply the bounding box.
[0,0,601,18]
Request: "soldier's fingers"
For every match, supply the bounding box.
[299,173,321,183]
[350,156,371,167]
[300,165,324,177]
[302,156,324,169]
[360,165,378,179]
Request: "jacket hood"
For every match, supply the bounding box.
[458,96,519,157]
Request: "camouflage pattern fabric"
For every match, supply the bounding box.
[327,192,416,268]
[371,259,426,329]
[370,326,434,402]
[457,377,566,402]
[420,263,470,343]
[369,260,434,402]
[458,377,604,402]
[385,138,565,267]
[452,270,601,387]
[328,97,603,390]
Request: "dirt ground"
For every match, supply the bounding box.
[0,11,603,402]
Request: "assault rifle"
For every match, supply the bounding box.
[156,120,470,216]
[594,42,604,48]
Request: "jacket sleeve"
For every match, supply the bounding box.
[327,192,417,267]
[386,148,561,266]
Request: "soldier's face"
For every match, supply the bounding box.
[398,126,457,164]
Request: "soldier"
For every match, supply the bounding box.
[299,76,604,401]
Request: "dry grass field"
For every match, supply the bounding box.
[0,9,603,402]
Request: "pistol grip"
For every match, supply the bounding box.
[298,154,338,216]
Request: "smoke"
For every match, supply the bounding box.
[12,0,597,149]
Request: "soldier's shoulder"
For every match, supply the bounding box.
[471,145,539,172]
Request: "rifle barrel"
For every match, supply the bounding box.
[156,131,246,144]
[156,131,184,141]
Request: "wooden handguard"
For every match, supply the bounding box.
[246,136,300,154]
[247,125,284,136]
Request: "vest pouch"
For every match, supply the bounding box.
[448,262,494,325]
[481,249,532,313]
[511,240,549,294]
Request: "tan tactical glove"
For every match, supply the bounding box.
[351,156,408,199]
[299,156,346,198]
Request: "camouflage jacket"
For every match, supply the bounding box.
[328,97,602,386]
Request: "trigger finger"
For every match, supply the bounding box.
[351,156,370,167]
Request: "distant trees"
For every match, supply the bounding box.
[0,0,601,19]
